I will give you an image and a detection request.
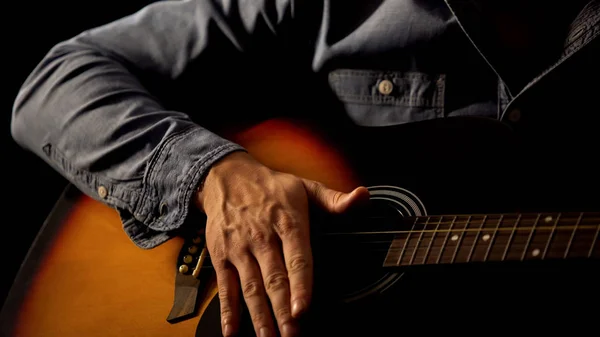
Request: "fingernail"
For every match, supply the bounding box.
[283,323,297,337]
[223,324,233,337]
[259,327,270,337]
[291,299,305,317]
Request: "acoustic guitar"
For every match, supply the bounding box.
[1,116,599,336]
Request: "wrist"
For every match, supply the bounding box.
[194,151,251,212]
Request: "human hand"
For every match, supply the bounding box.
[196,152,369,337]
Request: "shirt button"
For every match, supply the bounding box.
[378,79,394,95]
[508,108,521,122]
[97,186,108,199]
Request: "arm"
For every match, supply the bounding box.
[11,0,298,248]
[12,2,361,337]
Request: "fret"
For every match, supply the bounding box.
[380,212,600,268]
[502,214,527,261]
[466,215,499,262]
[564,212,583,258]
[525,213,560,260]
[383,234,405,267]
[395,217,419,266]
[483,215,503,261]
[589,222,600,258]
[501,214,521,261]
[436,216,457,264]
[408,216,445,266]
[450,216,470,263]
[542,213,570,259]
[562,220,598,259]
[490,215,524,261]
[438,216,470,264]
[520,213,540,261]
[421,216,442,264]
[408,217,429,265]
[466,215,487,262]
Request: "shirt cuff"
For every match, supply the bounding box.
[121,125,245,249]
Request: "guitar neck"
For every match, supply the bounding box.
[382,212,600,267]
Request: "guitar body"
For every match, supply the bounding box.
[2,117,598,336]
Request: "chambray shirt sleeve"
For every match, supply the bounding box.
[11,0,300,248]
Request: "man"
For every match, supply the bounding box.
[11,0,599,336]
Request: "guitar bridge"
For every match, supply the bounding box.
[166,228,214,324]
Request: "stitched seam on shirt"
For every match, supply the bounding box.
[138,124,197,220]
[335,93,441,108]
[330,70,432,79]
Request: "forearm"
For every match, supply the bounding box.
[12,39,244,247]
[11,0,306,247]
[11,0,282,247]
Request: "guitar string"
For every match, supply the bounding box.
[195,239,598,256]
[322,224,600,237]
[318,242,599,254]
[194,244,597,273]
[334,216,600,227]
[323,231,599,248]
[188,220,598,267]
[364,212,600,218]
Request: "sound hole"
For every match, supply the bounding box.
[312,199,405,303]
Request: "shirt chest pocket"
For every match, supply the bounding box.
[328,69,446,126]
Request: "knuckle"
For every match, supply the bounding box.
[275,220,298,238]
[264,272,289,293]
[248,228,271,250]
[242,279,263,299]
[274,306,292,321]
[313,182,326,198]
[218,283,232,301]
[220,306,233,320]
[250,310,268,326]
[287,255,310,273]
[331,191,343,206]
[213,254,234,271]
[213,258,228,271]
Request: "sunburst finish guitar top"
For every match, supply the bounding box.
[2,117,599,336]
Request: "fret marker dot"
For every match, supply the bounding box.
[482,234,490,242]
[544,216,553,223]
[451,234,459,241]
[532,249,540,257]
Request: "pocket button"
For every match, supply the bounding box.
[378,79,394,95]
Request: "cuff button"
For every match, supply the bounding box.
[97,186,108,199]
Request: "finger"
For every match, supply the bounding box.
[302,179,370,214]
[254,243,296,337]
[277,220,313,319]
[235,255,277,337]
[215,261,241,337]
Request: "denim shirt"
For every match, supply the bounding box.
[11,0,599,248]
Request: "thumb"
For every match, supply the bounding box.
[302,179,370,214]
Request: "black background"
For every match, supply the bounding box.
[1,0,155,308]
[2,0,599,327]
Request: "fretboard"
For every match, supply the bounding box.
[383,212,600,267]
